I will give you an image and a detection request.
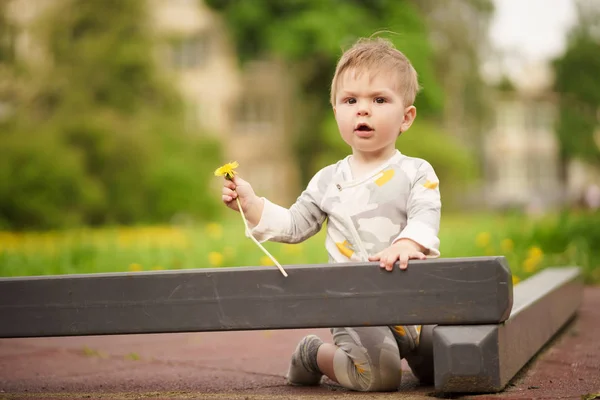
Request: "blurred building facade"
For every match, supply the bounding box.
[483,62,600,211]
[483,63,562,211]
[149,0,301,206]
[6,0,301,207]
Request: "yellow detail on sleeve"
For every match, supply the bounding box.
[375,169,395,186]
[423,180,439,189]
[335,240,354,259]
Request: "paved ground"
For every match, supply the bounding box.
[1,288,599,400]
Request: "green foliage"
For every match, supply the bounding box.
[553,2,600,165]
[0,131,100,229]
[496,211,600,283]
[204,0,444,183]
[3,212,598,284]
[0,0,222,230]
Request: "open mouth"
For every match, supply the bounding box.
[354,123,374,136]
[354,123,373,132]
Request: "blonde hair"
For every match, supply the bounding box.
[330,37,420,107]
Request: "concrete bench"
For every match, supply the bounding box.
[0,256,512,337]
[432,266,583,393]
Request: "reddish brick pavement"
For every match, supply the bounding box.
[0,288,599,400]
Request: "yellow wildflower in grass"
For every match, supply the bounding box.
[523,256,541,273]
[512,275,520,285]
[128,263,143,272]
[500,238,514,253]
[527,246,543,260]
[205,223,223,240]
[260,255,274,266]
[476,232,491,248]
[208,251,224,267]
[214,161,239,180]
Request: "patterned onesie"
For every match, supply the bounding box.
[249,149,441,391]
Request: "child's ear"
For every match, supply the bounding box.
[333,106,337,117]
[401,106,417,132]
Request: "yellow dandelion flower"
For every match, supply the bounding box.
[523,256,540,273]
[205,223,223,240]
[208,251,224,267]
[214,161,288,277]
[527,246,543,260]
[512,275,521,285]
[476,232,491,248]
[214,161,239,180]
[260,256,274,266]
[128,263,143,272]
[500,238,514,253]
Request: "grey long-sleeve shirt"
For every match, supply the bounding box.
[249,150,441,261]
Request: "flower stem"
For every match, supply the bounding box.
[236,197,288,277]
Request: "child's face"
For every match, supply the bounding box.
[333,68,415,160]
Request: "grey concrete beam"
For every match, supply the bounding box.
[0,256,512,338]
[433,266,583,393]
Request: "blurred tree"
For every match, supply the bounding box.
[415,0,495,150]
[0,0,222,229]
[204,0,444,184]
[553,0,600,168]
[0,0,18,109]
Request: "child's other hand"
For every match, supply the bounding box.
[221,176,259,214]
[368,239,426,271]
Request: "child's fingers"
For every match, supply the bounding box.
[397,253,410,270]
[222,187,237,198]
[381,253,398,271]
[368,253,381,261]
[224,179,236,190]
[398,252,426,270]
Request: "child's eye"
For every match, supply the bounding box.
[346,98,356,104]
[375,97,386,104]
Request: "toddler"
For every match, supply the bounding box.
[220,37,441,391]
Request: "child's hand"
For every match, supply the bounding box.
[368,239,426,271]
[221,176,263,225]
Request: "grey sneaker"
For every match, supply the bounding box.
[285,334,324,386]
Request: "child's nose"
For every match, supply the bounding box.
[357,100,371,116]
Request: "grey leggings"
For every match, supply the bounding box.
[330,325,434,392]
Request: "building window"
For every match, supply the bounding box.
[0,22,17,63]
[169,33,210,70]
[235,96,275,133]
[525,101,553,136]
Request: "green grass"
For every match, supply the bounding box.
[1,211,599,283]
